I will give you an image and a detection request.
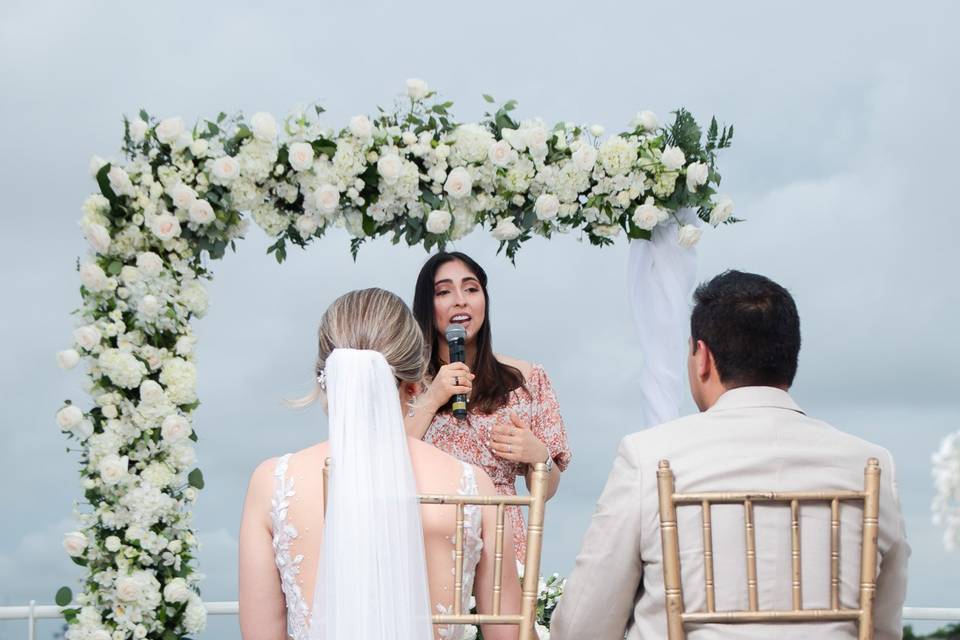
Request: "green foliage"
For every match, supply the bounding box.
[55,586,72,606]
[187,468,204,490]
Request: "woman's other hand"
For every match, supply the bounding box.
[489,411,549,465]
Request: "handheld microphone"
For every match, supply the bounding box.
[445,324,468,419]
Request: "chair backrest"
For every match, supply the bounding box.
[323,458,549,640]
[656,457,881,640]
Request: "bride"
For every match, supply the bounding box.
[238,288,522,640]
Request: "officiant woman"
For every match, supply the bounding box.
[405,251,571,563]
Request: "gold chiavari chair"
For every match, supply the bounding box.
[656,458,881,640]
[323,459,549,640]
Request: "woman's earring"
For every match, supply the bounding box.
[406,402,416,418]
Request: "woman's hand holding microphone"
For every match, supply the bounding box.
[422,362,474,412]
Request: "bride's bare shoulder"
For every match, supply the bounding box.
[495,354,534,380]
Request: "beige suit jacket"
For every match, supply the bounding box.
[551,387,909,640]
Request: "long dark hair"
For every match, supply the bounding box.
[413,251,524,414]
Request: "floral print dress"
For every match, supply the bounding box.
[423,364,571,563]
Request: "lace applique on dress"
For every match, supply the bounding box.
[437,462,484,639]
[271,454,310,640]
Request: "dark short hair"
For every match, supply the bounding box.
[691,270,801,388]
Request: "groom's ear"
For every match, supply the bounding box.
[694,339,713,381]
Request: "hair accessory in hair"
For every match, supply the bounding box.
[317,369,327,391]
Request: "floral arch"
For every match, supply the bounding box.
[54,80,734,639]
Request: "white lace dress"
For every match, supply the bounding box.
[270,454,483,640]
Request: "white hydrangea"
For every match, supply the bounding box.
[449,124,495,165]
[180,281,208,316]
[98,349,147,389]
[142,462,175,488]
[159,358,197,405]
[184,595,207,634]
[598,136,637,177]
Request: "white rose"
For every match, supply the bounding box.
[139,379,166,405]
[686,161,709,193]
[636,110,659,131]
[434,144,450,160]
[661,145,686,171]
[62,531,88,557]
[491,217,521,241]
[376,153,402,184]
[169,183,197,210]
[57,349,80,370]
[107,166,134,197]
[709,195,734,225]
[314,184,340,214]
[572,145,597,172]
[115,575,142,602]
[189,138,209,157]
[402,131,418,146]
[462,625,478,640]
[188,199,215,225]
[129,119,148,142]
[136,252,163,276]
[678,224,702,248]
[79,263,108,292]
[406,78,429,100]
[163,578,192,604]
[74,325,102,351]
[590,124,605,137]
[534,193,561,221]
[426,209,452,234]
[156,117,185,144]
[444,167,473,199]
[138,295,162,319]
[120,266,141,285]
[632,197,663,231]
[105,535,122,552]
[250,112,278,141]
[57,405,84,430]
[89,155,107,177]
[294,214,319,239]
[488,140,515,167]
[168,539,183,553]
[349,115,373,139]
[150,213,181,241]
[288,142,314,172]
[102,405,118,419]
[98,454,128,486]
[161,414,192,443]
[83,223,112,254]
[210,155,240,182]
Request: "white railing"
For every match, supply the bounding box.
[0,602,957,638]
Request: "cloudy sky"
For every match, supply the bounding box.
[1,0,958,637]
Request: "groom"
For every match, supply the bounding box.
[551,270,909,640]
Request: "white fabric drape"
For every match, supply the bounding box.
[310,348,433,640]
[627,211,699,428]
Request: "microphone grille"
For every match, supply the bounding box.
[445,324,467,341]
